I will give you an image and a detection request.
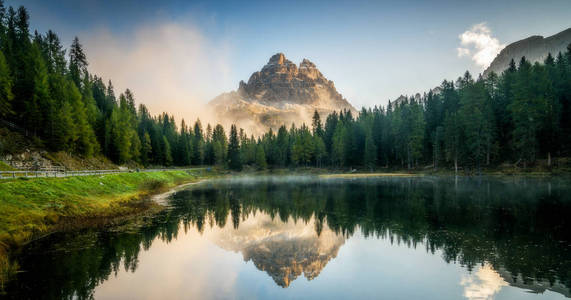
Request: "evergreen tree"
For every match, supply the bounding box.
[459,79,495,171]
[331,122,345,167]
[363,128,376,171]
[312,110,324,137]
[28,43,49,136]
[192,119,204,165]
[212,124,227,166]
[68,37,87,88]
[141,132,152,166]
[292,124,314,166]
[444,112,462,174]
[275,125,289,167]
[314,136,326,168]
[254,143,267,170]
[228,124,242,170]
[509,57,546,167]
[162,136,173,166]
[0,50,12,117]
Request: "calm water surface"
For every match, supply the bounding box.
[5,176,571,299]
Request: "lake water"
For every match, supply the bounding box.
[5,176,571,299]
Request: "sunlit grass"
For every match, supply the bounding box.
[0,170,211,244]
[0,162,15,171]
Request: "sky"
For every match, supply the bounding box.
[8,0,571,122]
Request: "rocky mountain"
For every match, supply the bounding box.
[210,213,345,287]
[483,28,571,77]
[208,53,356,135]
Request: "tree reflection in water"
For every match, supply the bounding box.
[5,176,571,299]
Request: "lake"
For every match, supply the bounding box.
[4,175,571,299]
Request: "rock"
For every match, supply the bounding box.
[209,53,356,135]
[1,150,54,170]
[484,27,571,77]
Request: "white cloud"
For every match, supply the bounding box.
[82,20,234,125]
[457,23,505,69]
[457,47,471,57]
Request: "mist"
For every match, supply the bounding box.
[83,20,234,126]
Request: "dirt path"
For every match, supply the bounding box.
[150,179,209,205]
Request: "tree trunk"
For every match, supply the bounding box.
[454,156,458,175]
[547,152,551,167]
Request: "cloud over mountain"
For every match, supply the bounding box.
[457,23,505,68]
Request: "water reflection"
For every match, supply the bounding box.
[461,264,508,300]
[5,176,571,299]
[211,213,344,287]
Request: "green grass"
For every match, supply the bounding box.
[0,169,213,247]
[0,162,14,171]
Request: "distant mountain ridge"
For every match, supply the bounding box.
[209,53,355,134]
[483,27,571,76]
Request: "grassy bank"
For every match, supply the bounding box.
[0,169,215,246]
[0,168,218,286]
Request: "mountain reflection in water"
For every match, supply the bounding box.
[5,176,571,299]
[211,212,345,287]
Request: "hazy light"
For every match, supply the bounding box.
[83,20,233,125]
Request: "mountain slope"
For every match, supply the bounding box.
[208,53,356,134]
[483,28,571,76]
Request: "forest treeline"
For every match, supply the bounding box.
[0,2,570,171]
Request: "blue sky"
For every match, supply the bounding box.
[9,0,571,120]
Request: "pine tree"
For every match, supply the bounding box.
[331,122,345,167]
[192,119,204,165]
[509,57,546,167]
[212,124,227,166]
[54,101,76,153]
[314,136,326,168]
[141,132,152,166]
[81,71,98,126]
[254,143,267,170]
[407,99,425,168]
[312,110,324,138]
[459,79,495,171]
[538,57,560,166]
[444,112,462,174]
[363,128,376,171]
[69,36,87,88]
[0,50,13,117]
[29,43,50,137]
[275,125,289,167]
[162,136,173,166]
[43,30,67,76]
[228,124,242,170]
[292,125,314,166]
[323,111,338,155]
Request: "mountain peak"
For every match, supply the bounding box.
[269,53,287,64]
[484,27,571,76]
[209,53,356,134]
[236,53,349,107]
[300,58,316,68]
